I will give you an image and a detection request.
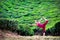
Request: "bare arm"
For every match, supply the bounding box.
[39,18,42,22]
[35,20,37,23]
[42,16,48,21]
[42,16,48,25]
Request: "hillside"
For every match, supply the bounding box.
[0,0,60,32]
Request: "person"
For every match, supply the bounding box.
[32,16,48,36]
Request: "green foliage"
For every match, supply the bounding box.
[17,25,34,36]
[0,0,60,30]
[46,22,60,36]
[0,0,60,36]
[0,19,18,31]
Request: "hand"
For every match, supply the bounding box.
[35,20,37,23]
[42,16,48,21]
[31,24,36,26]
[40,18,42,21]
[42,16,45,19]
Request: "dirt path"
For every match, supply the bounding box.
[0,30,60,40]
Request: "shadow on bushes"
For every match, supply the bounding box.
[0,19,34,36]
[16,25,34,36]
[1,19,60,36]
[0,19,18,32]
[46,22,60,36]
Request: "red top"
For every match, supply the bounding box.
[36,20,48,32]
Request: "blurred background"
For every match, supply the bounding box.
[0,0,60,36]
